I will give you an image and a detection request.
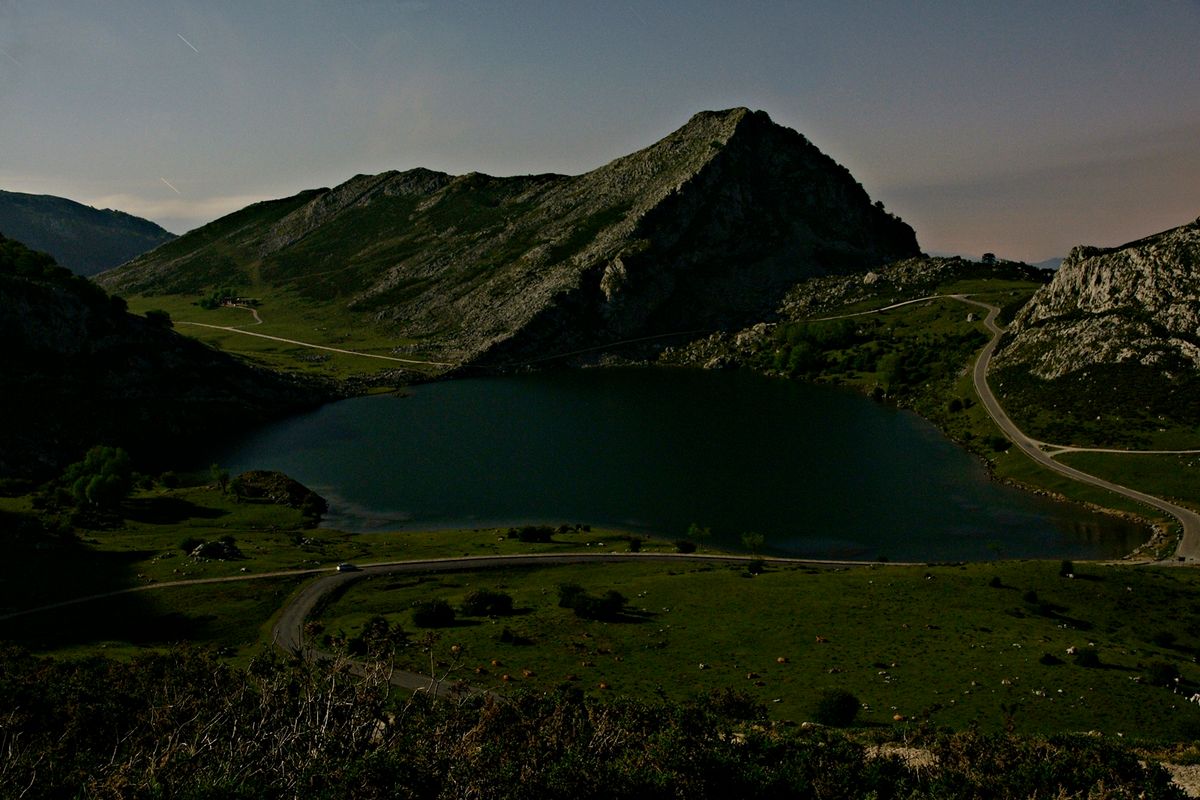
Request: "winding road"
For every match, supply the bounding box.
[954,296,1200,561]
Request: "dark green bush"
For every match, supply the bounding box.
[461,589,514,616]
[411,599,455,628]
[812,689,860,727]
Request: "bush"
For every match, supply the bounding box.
[144,309,172,328]
[461,589,514,617]
[179,537,204,554]
[1073,648,1101,668]
[1146,661,1180,687]
[812,689,860,727]
[508,525,554,543]
[1059,560,1074,577]
[557,584,627,620]
[411,599,455,628]
[627,537,643,553]
[674,539,697,554]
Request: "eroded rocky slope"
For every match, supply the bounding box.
[995,218,1200,379]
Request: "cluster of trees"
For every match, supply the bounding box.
[0,645,1183,798]
[197,285,241,309]
[558,583,629,621]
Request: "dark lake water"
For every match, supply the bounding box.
[208,368,1144,561]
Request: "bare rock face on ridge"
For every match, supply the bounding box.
[995,218,1200,380]
[100,108,919,365]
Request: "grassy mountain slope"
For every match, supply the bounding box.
[0,234,329,479]
[0,190,175,277]
[100,109,919,366]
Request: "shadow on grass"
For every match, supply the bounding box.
[122,497,229,524]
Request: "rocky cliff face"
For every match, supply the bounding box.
[994,218,1200,379]
[101,108,919,365]
[0,190,175,277]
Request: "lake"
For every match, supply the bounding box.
[208,367,1144,561]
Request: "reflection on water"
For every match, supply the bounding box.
[206,368,1146,561]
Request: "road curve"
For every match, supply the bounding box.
[270,552,894,695]
[957,296,1200,561]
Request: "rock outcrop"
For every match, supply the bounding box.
[995,218,1200,379]
[100,108,919,366]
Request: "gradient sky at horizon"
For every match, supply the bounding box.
[1,1,1197,262]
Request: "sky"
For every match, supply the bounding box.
[1,1,1198,263]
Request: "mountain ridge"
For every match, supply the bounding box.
[100,108,919,365]
[0,190,175,277]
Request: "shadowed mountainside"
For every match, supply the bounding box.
[0,190,175,277]
[0,234,329,479]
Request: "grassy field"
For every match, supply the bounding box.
[314,558,1200,741]
[123,287,448,382]
[1056,452,1200,511]
[0,482,681,617]
[6,476,1200,743]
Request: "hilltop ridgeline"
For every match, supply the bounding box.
[100,108,919,365]
[0,235,328,479]
[0,190,175,277]
[995,218,1200,380]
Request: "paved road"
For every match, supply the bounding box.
[956,296,1200,561]
[270,551,892,695]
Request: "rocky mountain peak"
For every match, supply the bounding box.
[996,217,1200,380]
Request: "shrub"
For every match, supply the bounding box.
[411,599,455,628]
[1059,560,1074,577]
[508,525,554,543]
[627,537,643,553]
[812,689,860,727]
[558,584,627,620]
[1073,648,1101,668]
[180,536,204,554]
[144,309,172,328]
[1146,661,1180,687]
[674,539,697,554]
[1151,630,1178,648]
[461,589,514,617]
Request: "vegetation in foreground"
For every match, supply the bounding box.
[0,646,1185,799]
[313,559,1200,739]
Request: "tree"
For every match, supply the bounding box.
[982,252,997,265]
[686,522,711,550]
[62,446,133,509]
[210,464,230,493]
[741,531,765,557]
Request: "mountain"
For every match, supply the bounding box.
[991,217,1200,442]
[1032,257,1063,270]
[0,190,176,277]
[100,108,919,365]
[0,234,328,479]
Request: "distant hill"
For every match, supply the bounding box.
[100,108,919,366]
[992,217,1200,444]
[0,190,175,277]
[0,234,328,479]
[1032,257,1063,270]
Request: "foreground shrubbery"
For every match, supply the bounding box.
[0,646,1183,799]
